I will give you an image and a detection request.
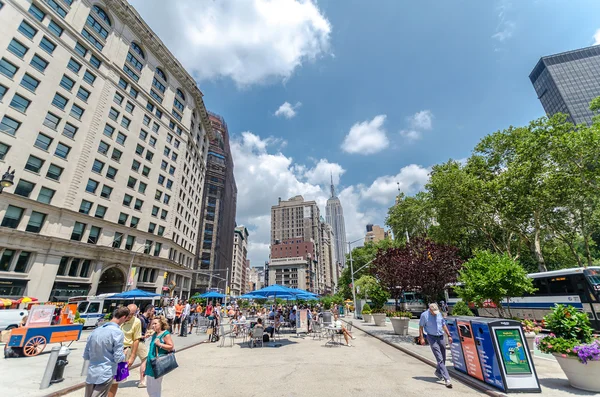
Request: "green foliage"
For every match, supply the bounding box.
[457,251,535,317]
[543,304,593,342]
[386,310,412,318]
[361,303,372,315]
[386,192,433,242]
[320,296,333,310]
[450,300,474,316]
[74,311,86,325]
[537,336,579,356]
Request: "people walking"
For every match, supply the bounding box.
[145,316,174,397]
[179,300,190,337]
[418,303,453,388]
[83,306,129,397]
[173,301,183,335]
[164,301,175,331]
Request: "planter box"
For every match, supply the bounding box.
[372,313,386,326]
[362,313,373,323]
[554,353,600,392]
[390,317,410,335]
[524,332,536,353]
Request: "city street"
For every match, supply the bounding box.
[63,327,485,397]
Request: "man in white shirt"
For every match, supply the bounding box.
[333,314,355,347]
[179,300,191,337]
[165,301,175,331]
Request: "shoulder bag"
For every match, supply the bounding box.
[150,332,178,378]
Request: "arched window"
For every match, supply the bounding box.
[130,42,145,59]
[155,67,167,82]
[92,5,111,27]
[176,89,185,101]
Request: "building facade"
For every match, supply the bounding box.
[319,220,336,294]
[192,112,236,294]
[530,45,600,126]
[0,0,210,301]
[231,225,248,296]
[271,195,321,292]
[269,238,316,290]
[365,224,389,244]
[326,177,347,269]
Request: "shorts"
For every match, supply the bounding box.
[125,341,148,362]
[174,316,181,325]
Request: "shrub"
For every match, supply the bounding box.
[393,311,412,318]
[74,311,86,325]
[544,304,593,342]
[521,319,542,334]
[451,300,474,316]
[362,303,371,315]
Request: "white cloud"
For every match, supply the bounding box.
[341,115,389,155]
[303,159,345,186]
[129,0,332,86]
[409,110,433,131]
[594,29,600,45]
[274,101,302,118]
[359,165,430,205]
[491,0,515,43]
[399,130,422,141]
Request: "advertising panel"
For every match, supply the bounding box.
[26,304,56,327]
[471,321,505,391]
[446,319,467,374]
[494,328,532,375]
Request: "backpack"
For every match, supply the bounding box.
[263,334,270,342]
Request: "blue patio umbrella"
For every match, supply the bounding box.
[199,291,226,299]
[239,293,263,299]
[111,289,161,299]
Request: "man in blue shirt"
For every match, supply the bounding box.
[83,306,129,397]
[419,303,453,388]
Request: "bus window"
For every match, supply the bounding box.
[548,277,576,295]
[88,302,100,313]
[532,278,549,295]
[446,287,459,299]
[77,301,89,313]
[573,275,595,303]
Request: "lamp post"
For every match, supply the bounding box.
[0,167,15,193]
[124,243,151,292]
[347,237,365,320]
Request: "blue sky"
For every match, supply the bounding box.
[132,0,600,265]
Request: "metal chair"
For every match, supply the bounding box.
[196,316,208,335]
[219,324,234,347]
[312,320,323,340]
[249,326,264,348]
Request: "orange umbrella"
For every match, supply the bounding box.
[17,296,38,304]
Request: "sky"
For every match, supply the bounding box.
[129,0,600,267]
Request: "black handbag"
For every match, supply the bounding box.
[150,332,178,378]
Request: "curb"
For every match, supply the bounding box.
[344,319,508,397]
[42,335,210,397]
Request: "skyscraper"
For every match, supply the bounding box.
[530,45,600,126]
[326,176,347,268]
[231,225,249,296]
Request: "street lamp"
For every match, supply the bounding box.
[347,237,364,320]
[124,243,152,292]
[0,167,15,193]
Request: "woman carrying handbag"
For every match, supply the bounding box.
[145,316,176,397]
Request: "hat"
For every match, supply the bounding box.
[429,303,440,315]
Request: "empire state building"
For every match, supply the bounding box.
[326,176,347,267]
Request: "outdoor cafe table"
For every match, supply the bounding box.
[324,325,342,347]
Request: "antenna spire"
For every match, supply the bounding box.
[330,172,335,198]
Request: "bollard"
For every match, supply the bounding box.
[40,346,61,389]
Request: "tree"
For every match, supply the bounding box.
[354,275,390,312]
[387,192,434,242]
[457,251,535,318]
[372,246,417,310]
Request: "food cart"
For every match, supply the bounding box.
[7,304,83,357]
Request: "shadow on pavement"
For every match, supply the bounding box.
[538,378,597,396]
[413,376,443,384]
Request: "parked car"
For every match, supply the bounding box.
[0,309,28,330]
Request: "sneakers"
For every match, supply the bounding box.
[434,371,443,381]
[351,336,356,340]
[445,380,453,388]
[346,344,353,347]
[137,381,146,388]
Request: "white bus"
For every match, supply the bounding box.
[446,267,600,330]
[68,293,161,328]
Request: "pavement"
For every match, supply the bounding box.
[0,326,209,397]
[348,317,597,397]
[61,323,486,397]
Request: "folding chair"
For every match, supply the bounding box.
[196,316,208,335]
[312,320,323,340]
[249,327,264,348]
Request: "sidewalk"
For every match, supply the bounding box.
[344,317,595,397]
[0,327,209,397]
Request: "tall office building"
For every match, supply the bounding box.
[365,224,389,244]
[0,0,210,301]
[326,176,347,268]
[231,225,248,296]
[271,195,321,292]
[193,112,236,294]
[319,220,337,293]
[530,45,600,126]
[269,237,315,291]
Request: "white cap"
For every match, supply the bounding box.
[429,303,440,315]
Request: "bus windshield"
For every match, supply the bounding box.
[585,269,600,293]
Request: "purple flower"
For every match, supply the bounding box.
[573,340,600,364]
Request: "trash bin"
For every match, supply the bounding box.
[50,346,70,384]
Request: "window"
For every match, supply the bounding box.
[106,166,117,180]
[155,67,167,82]
[126,51,143,71]
[116,132,127,145]
[26,211,46,233]
[151,206,159,217]
[37,187,55,204]
[125,235,135,250]
[142,166,150,177]
[87,226,101,244]
[79,199,93,214]
[18,21,37,39]
[114,92,123,105]
[131,42,144,58]
[15,251,32,272]
[151,123,159,133]
[138,182,147,194]
[160,209,168,220]
[135,144,144,156]
[70,222,86,241]
[21,73,40,92]
[45,0,67,18]
[125,101,135,113]
[146,102,155,112]
[171,153,178,161]
[14,179,35,197]
[83,71,96,85]
[43,112,60,130]
[160,160,167,170]
[0,116,20,135]
[163,194,171,205]
[92,159,104,173]
[139,129,148,141]
[150,89,162,103]
[118,78,128,90]
[100,185,112,199]
[127,176,137,188]
[35,133,53,150]
[85,179,99,194]
[68,258,80,276]
[155,190,162,200]
[111,148,122,162]
[131,159,141,172]
[166,134,173,143]
[109,108,119,122]
[48,20,63,37]
[60,75,75,91]
[98,140,110,155]
[52,93,68,109]
[157,226,165,236]
[123,65,139,81]
[81,29,103,51]
[0,142,8,160]
[10,94,31,113]
[169,165,175,175]
[70,104,84,120]
[121,116,130,129]
[46,164,63,180]
[118,212,128,225]
[144,241,153,254]
[130,216,139,228]
[3,206,25,230]
[25,155,44,173]
[79,260,91,278]
[39,36,56,54]
[0,249,15,271]
[63,122,78,139]
[67,58,81,74]
[123,194,133,207]
[95,205,107,219]
[171,110,182,122]
[143,115,150,126]
[113,232,123,248]
[164,147,171,157]
[74,42,87,57]
[145,151,154,161]
[77,87,90,102]
[54,142,70,159]
[153,242,162,256]
[158,174,165,185]
[134,198,143,210]
[30,54,48,72]
[129,86,138,99]
[0,85,5,101]
[28,3,46,21]
[174,98,185,112]
[92,5,112,26]
[174,140,180,149]
[86,14,109,39]
[8,39,28,59]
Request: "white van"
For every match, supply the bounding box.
[0,309,28,330]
